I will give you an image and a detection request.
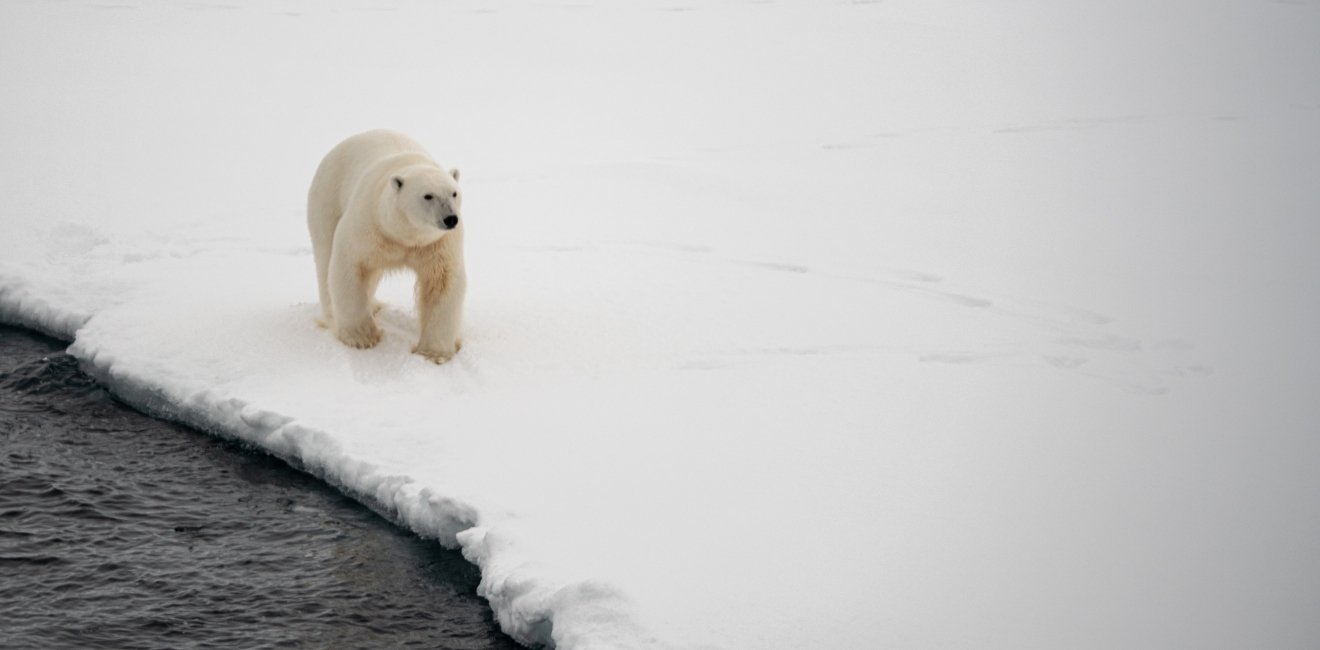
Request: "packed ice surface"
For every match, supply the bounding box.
[3,1,1319,648]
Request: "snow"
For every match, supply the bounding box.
[3,1,1319,648]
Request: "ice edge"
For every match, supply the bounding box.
[0,286,659,650]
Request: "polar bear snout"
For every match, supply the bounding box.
[442,215,459,229]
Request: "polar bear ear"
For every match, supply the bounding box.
[393,177,404,191]
[449,167,461,182]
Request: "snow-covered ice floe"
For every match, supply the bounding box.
[3,1,1319,648]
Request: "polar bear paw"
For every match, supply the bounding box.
[336,320,383,349]
[414,340,461,365]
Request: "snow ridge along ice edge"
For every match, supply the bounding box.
[0,269,91,342]
[0,291,641,650]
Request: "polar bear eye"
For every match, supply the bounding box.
[452,192,458,198]
[423,194,434,201]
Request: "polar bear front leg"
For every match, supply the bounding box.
[413,266,466,364]
[328,253,384,350]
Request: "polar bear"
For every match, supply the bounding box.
[307,129,465,364]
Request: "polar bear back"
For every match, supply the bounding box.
[308,129,436,223]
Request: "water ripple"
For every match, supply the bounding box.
[0,325,521,650]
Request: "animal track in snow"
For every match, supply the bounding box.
[994,115,1151,134]
[1162,364,1214,378]
[508,240,1212,396]
[824,271,994,308]
[629,241,714,253]
[1061,335,1143,352]
[926,290,993,308]
[681,344,885,370]
[520,244,592,253]
[1042,355,1089,369]
[893,270,944,283]
[919,352,990,365]
[732,260,810,273]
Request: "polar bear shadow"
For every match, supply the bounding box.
[369,303,427,348]
[332,305,423,384]
[332,301,481,388]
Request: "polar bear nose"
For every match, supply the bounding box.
[443,215,459,229]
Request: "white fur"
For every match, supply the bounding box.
[307,129,466,364]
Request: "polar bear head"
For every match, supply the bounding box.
[385,165,463,244]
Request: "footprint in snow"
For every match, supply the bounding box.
[1042,355,1089,369]
[919,352,987,365]
[1061,335,1143,352]
[626,240,714,254]
[733,259,810,273]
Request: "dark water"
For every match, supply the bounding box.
[0,325,522,650]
